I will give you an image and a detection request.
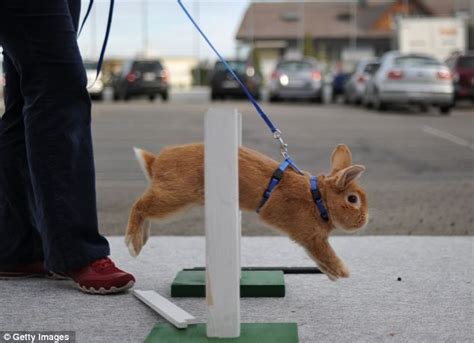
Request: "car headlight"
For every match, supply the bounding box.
[280,74,289,86]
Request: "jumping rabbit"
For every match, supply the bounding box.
[125,143,368,281]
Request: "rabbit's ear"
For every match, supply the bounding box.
[335,165,365,190]
[330,144,352,174]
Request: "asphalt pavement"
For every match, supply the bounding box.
[1,89,473,235]
[90,89,473,236]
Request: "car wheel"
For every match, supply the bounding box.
[439,105,452,115]
[373,92,387,111]
[269,95,280,103]
[161,92,169,102]
[377,101,387,111]
[148,94,156,102]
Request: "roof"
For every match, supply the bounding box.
[236,2,393,41]
[236,1,471,41]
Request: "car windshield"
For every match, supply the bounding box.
[457,56,474,69]
[278,61,313,71]
[364,63,380,74]
[84,62,97,70]
[133,61,163,72]
[215,61,246,74]
[394,56,441,67]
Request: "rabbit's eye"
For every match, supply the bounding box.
[347,195,358,203]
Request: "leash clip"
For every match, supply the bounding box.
[273,130,289,159]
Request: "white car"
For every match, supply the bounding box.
[364,51,454,114]
[84,61,104,101]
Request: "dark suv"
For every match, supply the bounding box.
[446,52,474,103]
[113,59,169,102]
[210,60,261,100]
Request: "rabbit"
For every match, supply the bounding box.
[125,143,368,281]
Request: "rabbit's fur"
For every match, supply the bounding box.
[125,143,368,281]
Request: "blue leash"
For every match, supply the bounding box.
[77,0,115,81]
[177,0,302,174]
[177,0,329,220]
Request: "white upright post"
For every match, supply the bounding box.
[205,109,241,338]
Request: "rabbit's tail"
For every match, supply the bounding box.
[133,147,156,181]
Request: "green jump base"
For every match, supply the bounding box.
[144,323,299,343]
[171,270,285,297]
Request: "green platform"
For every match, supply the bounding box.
[171,270,285,297]
[144,323,299,342]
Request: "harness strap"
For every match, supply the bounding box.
[310,176,330,222]
[256,159,292,213]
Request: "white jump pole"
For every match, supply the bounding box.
[205,108,242,338]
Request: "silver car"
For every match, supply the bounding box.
[364,51,454,114]
[269,57,323,103]
[344,60,380,105]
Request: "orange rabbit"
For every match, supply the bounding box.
[125,143,368,281]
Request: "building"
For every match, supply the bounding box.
[161,56,198,90]
[236,0,472,78]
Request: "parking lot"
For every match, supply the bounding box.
[70,88,473,236]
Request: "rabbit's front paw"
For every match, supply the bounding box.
[317,260,350,281]
[125,229,147,257]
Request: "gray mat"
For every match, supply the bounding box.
[0,236,472,343]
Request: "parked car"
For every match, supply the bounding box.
[364,51,454,114]
[344,60,380,105]
[113,59,169,102]
[210,60,261,100]
[269,57,323,103]
[84,61,104,101]
[446,52,474,103]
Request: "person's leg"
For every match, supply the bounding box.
[0,52,44,267]
[0,0,110,273]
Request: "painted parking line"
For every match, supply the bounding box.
[422,125,474,151]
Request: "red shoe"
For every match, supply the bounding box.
[0,261,50,279]
[66,257,135,294]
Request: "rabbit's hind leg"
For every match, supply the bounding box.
[125,189,188,257]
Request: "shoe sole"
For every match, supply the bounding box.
[76,280,135,295]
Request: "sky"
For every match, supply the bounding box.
[77,0,251,61]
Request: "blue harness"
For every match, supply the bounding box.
[256,160,330,222]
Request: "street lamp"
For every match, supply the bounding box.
[142,0,149,56]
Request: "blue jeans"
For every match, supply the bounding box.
[0,0,110,272]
